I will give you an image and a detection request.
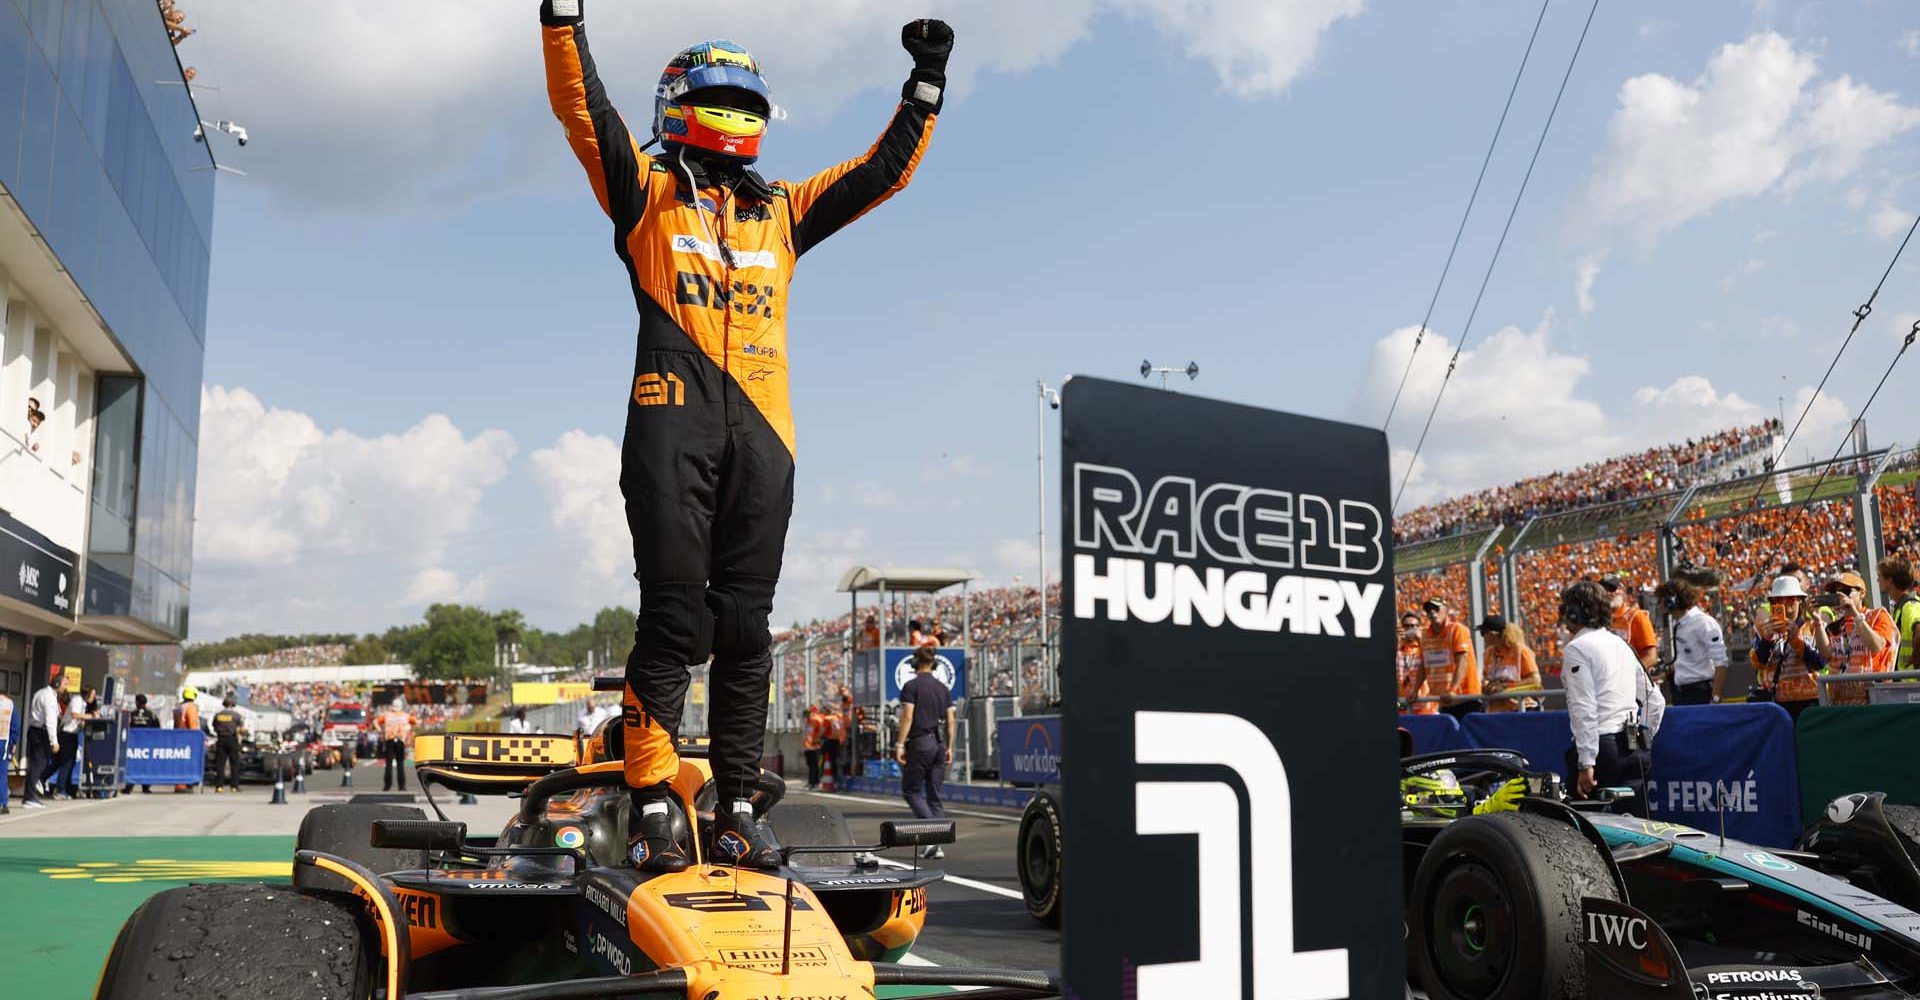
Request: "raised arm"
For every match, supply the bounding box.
[785,20,952,257]
[541,0,650,227]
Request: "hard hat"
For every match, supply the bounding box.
[183,686,198,700]
[1769,576,1808,599]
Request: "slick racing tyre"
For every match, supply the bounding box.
[96,882,369,999]
[1409,811,1618,1000]
[1017,789,1063,927]
[767,802,857,866]
[294,802,428,895]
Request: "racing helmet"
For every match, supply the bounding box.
[654,40,774,164]
[1402,769,1472,818]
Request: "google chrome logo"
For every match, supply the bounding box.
[555,826,586,849]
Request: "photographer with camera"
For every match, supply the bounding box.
[1656,576,1728,705]
[1750,574,1826,720]
[1810,571,1894,706]
[1559,580,1664,816]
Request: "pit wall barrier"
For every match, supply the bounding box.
[1401,705,1801,847]
[1796,705,1920,822]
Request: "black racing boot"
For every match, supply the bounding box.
[627,788,693,874]
[711,800,782,869]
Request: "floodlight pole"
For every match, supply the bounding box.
[1140,359,1199,391]
[1037,381,1062,678]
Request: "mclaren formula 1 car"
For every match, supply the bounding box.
[96,721,1061,1000]
[1401,748,1920,1000]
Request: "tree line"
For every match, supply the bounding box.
[183,605,639,681]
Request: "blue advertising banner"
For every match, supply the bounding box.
[1460,705,1800,847]
[124,728,204,785]
[882,647,967,702]
[1398,713,1468,753]
[1645,704,1800,848]
[997,714,1062,784]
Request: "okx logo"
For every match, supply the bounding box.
[1133,710,1349,999]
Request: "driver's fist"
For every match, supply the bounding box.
[902,19,954,68]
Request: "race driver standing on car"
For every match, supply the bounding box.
[539,1,951,871]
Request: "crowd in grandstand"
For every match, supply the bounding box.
[210,644,350,672]
[1394,421,1780,544]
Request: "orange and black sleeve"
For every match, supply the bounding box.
[784,98,938,258]
[542,3,650,233]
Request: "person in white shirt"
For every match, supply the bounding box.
[576,700,616,739]
[505,708,530,734]
[1558,580,1665,816]
[1658,577,1728,705]
[0,690,13,814]
[23,678,63,807]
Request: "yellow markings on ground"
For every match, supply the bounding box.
[38,859,293,884]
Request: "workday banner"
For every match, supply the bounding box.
[996,715,1061,784]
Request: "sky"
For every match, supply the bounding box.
[179,0,1920,640]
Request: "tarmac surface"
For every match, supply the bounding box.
[0,761,1057,997]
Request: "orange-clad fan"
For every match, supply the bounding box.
[801,705,824,790]
[374,701,416,793]
[1396,612,1436,715]
[1814,571,1897,706]
[173,688,201,793]
[1419,598,1479,719]
[1477,616,1542,713]
[1601,577,1660,671]
[1751,576,1825,720]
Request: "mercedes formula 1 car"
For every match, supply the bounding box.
[95,721,1061,1000]
[1401,748,1920,999]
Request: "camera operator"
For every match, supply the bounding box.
[1810,571,1894,705]
[1559,580,1665,816]
[1656,577,1727,705]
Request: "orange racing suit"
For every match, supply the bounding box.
[543,12,940,802]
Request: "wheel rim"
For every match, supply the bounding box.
[1022,821,1056,896]
[1426,861,1514,999]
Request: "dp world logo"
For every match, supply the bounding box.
[893,652,956,694]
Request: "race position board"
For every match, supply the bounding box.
[1060,377,1401,1000]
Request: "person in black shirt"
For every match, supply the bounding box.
[894,647,956,857]
[209,695,245,792]
[123,694,161,794]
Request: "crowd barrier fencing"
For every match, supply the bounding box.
[1400,704,1801,847]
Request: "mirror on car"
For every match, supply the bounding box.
[879,820,955,849]
[370,819,467,852]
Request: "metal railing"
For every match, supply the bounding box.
[1816,668,1920,706]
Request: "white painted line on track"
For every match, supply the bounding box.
[899,951,982,991]
[791,790,1021,823]
[875,857,1024,901]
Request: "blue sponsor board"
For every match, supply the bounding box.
[997,715,1062,785]
[123,728,204,785]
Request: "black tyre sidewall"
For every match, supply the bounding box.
[95,883,369,1000]
[1409,812,1618,1000]
[294,802,428,894]
[1017,791,1063,926]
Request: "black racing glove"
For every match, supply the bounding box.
[541,0,583,26]
[900,18,953,113]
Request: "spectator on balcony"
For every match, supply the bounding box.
[859,615,880,650]
[1396,612,1433,715]
[1879,556,1920,673]
[1419,598,1479,719]
[1813,571,1895,706]
[1752,575,1825,719]
[24,397,44,455]
[1658,578,1727,705]
[1601,577,1659,672]
[1478,616,1541,713]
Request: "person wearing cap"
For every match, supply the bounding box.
[1811,570,1895,706]
[173,687,200,793]
[1658,577,1727,705]
[1601,577,1660,672]
[1558,580,1664,815]
[1879,556,1920,673]
[1478,616,1541,713]
[1396,612,1436,715]
[122,694,161,794]
[1751,574,1826,719]
[1419,598,1480,719]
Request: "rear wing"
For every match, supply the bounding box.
[412,733,580,796]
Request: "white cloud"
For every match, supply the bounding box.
[1901,30,1920,59]
[1575,256,1600,314]
[404,567,488,605]
[528,429,630,594]
[193,386,517,634]
[189,0,1360,211]
[1870,203,1915,239]
[1360,323,1847,510]
[1572,33,1920,307]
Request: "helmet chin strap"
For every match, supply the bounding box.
[676,146,738,269]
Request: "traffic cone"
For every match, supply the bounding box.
[270,775,287,805]
[458,792,478,805]
[293,769,306,795]
[821,755,836,793]
[341,764,353,788]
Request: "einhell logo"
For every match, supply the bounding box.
[1798,910,1871,951]
[1071,465,1386,637]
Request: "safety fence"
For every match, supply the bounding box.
[1396,446,1920,669]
